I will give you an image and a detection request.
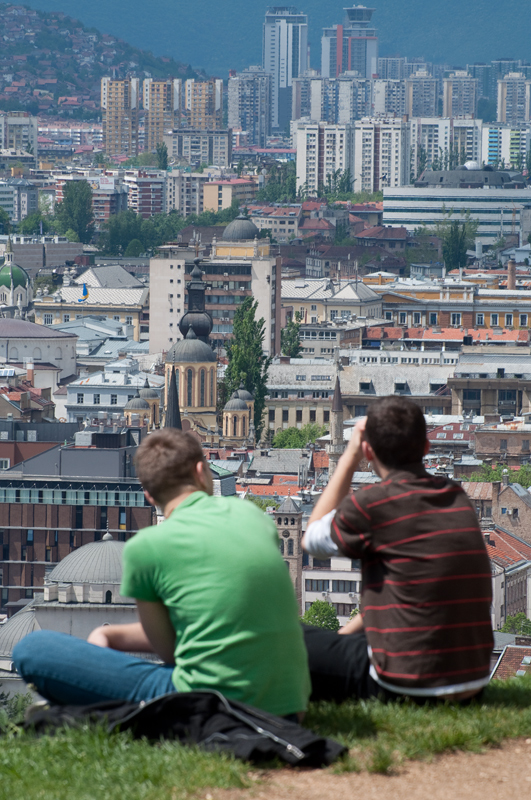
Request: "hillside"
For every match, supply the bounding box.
[0,3,204,117]
[21,0,531,76]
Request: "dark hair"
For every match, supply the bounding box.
[134,429,205,505]
[365,396,426,469]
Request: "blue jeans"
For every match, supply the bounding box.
[13,630,176,705]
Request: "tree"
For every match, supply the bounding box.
[246,496,279,512]
[124,238,144,257]
[55,180,94,243]
[272,423,327,449]
[0,207,11,234]
[300,600,340,631]
[18,212,52,236]
[156,142,168,171]
[281,311,302,358]
[225,297,271,441]
[442,220,467,271]
[501,612,531,635]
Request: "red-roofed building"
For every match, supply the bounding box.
[355,225,409,251]
[247,205,302,242]
[428,420,477,453]
[492,644,531,679]
[298,218,335,241]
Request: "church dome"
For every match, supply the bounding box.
[235,383,253,402]
[139,378,159,399]
[166,327,217,364]
[0,262,29,290]
[0,601,40,658]
[224,390,249,411]
[179,310,213,341]
[125,392,150,411]
[222,214,259,242]
[47,533,125,585]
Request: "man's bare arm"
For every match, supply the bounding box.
[88,602,176,663]
[338,612,364,635]
[88,621,154,652]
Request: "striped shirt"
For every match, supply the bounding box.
[331,465,493,694]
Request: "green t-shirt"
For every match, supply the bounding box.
[120,492,311,716]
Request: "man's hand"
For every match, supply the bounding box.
[87,622,156,653]
[87,626,112,648]
[342,417,366,467]
[338,613,364,635]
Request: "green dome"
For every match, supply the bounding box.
[0,262,29,290]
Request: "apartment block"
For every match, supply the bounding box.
[321,5,378,79]
[122,170,165,218]
[0,179,38,223]
[497,73,531,125]
[443,71,478,117]
[353,117,409,192]
[0,112,38,159]
[371,79,406,117]
[165,169,209,216]
[203,179,257,212]
[292,73,371,124]
[143,78,181,153]
[101,77,140,157]
[263,6,308,130]
[482,124,531,168]
[163,128,232,167]
[228,67,271,147]
[184,79,223,130]
[405,70,438,117]
[294,121,355,195]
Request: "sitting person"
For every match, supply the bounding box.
[302,396,493,703]
[14,429,311,718]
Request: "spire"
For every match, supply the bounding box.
[5,236,13,265]
[332,375,343,413]
[144,377,150,389]
[165,366,182,429]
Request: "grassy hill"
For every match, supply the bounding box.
[21,0,531,76]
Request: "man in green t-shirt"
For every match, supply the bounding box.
[13,429,310,717]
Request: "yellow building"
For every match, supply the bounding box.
[143,78,181,153]
[184,79,223,130]
[203,179,257,212]
[101,77,140,158]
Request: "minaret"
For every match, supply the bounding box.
[5,237,14,306]
[327,375,344,478]
[164,366,182,429]
[179,257,213,344]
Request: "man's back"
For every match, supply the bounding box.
[121,491,311,716]
[332,467,493,694]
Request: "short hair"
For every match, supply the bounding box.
[365,396,426,469]
[134,429,205,506]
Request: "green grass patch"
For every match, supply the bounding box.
[1,677,531,796]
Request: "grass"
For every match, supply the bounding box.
[1,677,531,797]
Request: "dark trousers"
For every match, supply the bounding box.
[302,624,398,703]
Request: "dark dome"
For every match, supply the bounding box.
[235,382,253,401]
[125,393,150,410]
[0,601,40,658]
[139,379,158,399]
[166,327,217,364]
[222,214,260,242]
[179,310,213,341]
[224,390,249,411]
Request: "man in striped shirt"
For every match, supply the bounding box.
[302,396,493,702]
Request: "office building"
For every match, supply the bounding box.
[143,79,182,153]
[294,121,355,195]
[263,6,309,131]
[0,112,37,161]
[101,77,140,158]
[321,5,378,79]
[163,128,232,167]
[353,118,409,192]
[443,72,478,118]
[184,79,223,130]
[497,73,531,125]
[228,67,271,147]
[405,70,438,117]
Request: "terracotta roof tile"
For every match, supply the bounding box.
[463,483,493,501]
[492,645,531,679]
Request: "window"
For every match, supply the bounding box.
[287,539,294,555]
[77,393,84,404]
[332,603,354,617]
[105,590,112,604]
[63,314,70,322]
[125,316,133,325]
[45,547,51,562]
[21,546,27,561]
[296,375,306,381]
[309,409,316,422]
[476,313,484,325]
[119,509,126,530]
[500,439,508,451]
[296,409,302,423]
[413,312,421,325]
[113,315,120,321]
[111,394,117,405]
[520,314,528,327]
[305,579,329,592]
[279,539,284,554]
[513,508,519,519]
[26,530,33,544]
[451,313,461,326]
[268,409,275,422]
[399,312,406,325]
[200,369,205,407]
[187,369,193,406]
[0,458,10,470]
[75,506,83,529]
[282,409,289,423]
[332,580,357,593]
[491,313,498,326]
[93,394,100,405]
[429,312,438,325]
[44,313,53,325]
[505,313,513,327]
[523,440,529,452]
[502,507,507,515]
[324,409,329,423]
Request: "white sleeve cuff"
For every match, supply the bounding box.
[303,509,340,559]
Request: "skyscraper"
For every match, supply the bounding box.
[497,73,531,125]
[294,121,355,195]
[184,79,224,130]
[443,72,478,118]
[263,6,308,131]
[321,5,378,80]
[228,67,272,146]
[101,77,140,158]
[405,70,438,118]
[143,79,182,153]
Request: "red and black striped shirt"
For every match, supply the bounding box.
[331,465,493,693]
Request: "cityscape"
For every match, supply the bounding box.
[0,1,531,786]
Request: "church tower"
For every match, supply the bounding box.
[272,495,303,610]
[327,375,344,478]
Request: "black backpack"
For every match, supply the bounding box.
[23,690,347,767]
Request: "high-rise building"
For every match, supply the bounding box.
[143,79,181,153]
[165,169,210,216]
[408,117,483,178]
[294,121,355,195]
[321,5,378,79]
[482,124,531,168]
[228,67,271,147]
[291,73,371,123]
[184,79,223,130]
[353,117,409,192]
[443,72,478,118]
[371,79,406,117]
[122,170,166,218]
[101,77,140,158]
[497,73,531,125]
[377,57,405,80]
[467,63,495,100]
[0,112,38,160]
[163,129,232,167]
[263,6,309,131]
[405,70,438,117]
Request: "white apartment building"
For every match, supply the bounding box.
[303,557,362,625]
[482,124,531,168]
[263,6,308,131]
[228,66,271,147]
[292,73,371,124]
[497,73,531,125]
[295,121,355,195]
[0,112,38,159]
[165,169,209,216]
[443,72,478,118]
[405,70,438,117]
[371,79,407,117]
[353,117,409,192]
[409,117,482,175]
